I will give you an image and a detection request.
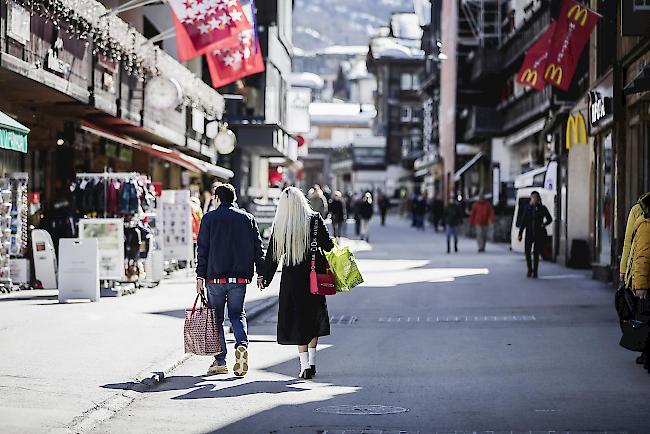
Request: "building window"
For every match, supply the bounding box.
[400,73,420,90]
[400,106,412,121]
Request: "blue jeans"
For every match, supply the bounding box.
[206,283,248,365]
[446,225,458,250]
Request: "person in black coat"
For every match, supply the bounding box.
[518,191,553,278]
[328,191,346,238]
[358,192,374,241]
[262,187,334,380]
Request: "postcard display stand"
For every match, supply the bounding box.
[161,190,193,267]
[0,173,29,292]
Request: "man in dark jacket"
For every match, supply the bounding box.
[329,191,346,238]
[196,184,265,377]
[443,194,464,253]
[518,191,553,278]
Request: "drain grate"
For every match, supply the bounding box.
[378,315,536,323]
[316,405,408,415]
[265,314,358,325]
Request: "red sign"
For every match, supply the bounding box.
[517,21,556,91]
[152,182,163,197]
[544,0,600,91]
[170,0,252,62]
[27,192,40,205]
[205,29,265,88]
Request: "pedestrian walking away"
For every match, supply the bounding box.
[518,191,552,278]
[412,190,427,231]
[377,190,390,226]
[469,193,495,252]
[308,184,328,219]
[431,194,444,232]
[443,194,464,253]
[359,192,374,241]
[195,184,265,377]
[329,190,346,238]
[262,187,334,380]
[620,192,650,369]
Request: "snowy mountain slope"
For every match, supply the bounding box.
[293,0,414,50]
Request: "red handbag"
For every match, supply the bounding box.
[309,216,337,295]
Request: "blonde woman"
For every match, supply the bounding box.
[262,187,334,379]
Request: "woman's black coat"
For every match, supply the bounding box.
[263,214,334,345]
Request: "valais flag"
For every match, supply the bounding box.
[517,21,556,91]
[169,0,251,61]
[543,0,600,91]
[205,28,265,88]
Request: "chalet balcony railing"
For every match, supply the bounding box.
[498,85,553,134]
[500,6,552,71]
[463,106,503,142]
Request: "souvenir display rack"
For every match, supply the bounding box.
[0,180,12,292]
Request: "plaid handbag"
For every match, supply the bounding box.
[184,293,222,355]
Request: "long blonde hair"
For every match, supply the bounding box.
[271,187,315,265]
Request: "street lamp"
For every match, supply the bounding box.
[214,123,236,155]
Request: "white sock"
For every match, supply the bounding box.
[308,347,316,366]
[299,352,310,372]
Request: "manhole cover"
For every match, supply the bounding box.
[315,405,408,415]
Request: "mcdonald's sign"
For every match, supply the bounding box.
[567,4,589,26]
[520,69,539,86]
[565,112,587,150]
[544,64,563,86]
[545,0,601,91]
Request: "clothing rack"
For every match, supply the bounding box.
[75,172,141,180]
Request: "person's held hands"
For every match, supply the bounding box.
[638,290,648,300]
[196,278,205,294]
[518,234,522,242]
[257,277,265,290]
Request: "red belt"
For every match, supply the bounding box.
[209,278,251,284]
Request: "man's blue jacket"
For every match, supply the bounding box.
[196,203,264,280]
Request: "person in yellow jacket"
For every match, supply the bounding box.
[625,193,650,370]
[620,192,650,282]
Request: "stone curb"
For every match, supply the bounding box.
[63,295,278,433]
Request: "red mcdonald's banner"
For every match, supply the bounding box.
[517,21,556,91]
[544,0,600,91]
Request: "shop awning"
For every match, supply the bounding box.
[453,152,484,182]
[80,120,233,179]
[0,111,29,153]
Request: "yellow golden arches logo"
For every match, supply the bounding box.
[520,69,538,86]
[544,64,563,86]
[567,4,588,26]
[566,112,587,150]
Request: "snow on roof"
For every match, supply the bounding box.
[309,102,377,125]
[370,37,424,60]
[289,72,325,89]
[413,0,432,26]
[390,13,423,40]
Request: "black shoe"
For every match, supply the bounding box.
[309,365,316,377]
[636,354,646,365]
[299,368,313,379]
[527,270,532,278]
[533,271,538,279]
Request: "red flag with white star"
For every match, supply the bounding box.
[205,29,265,88]
[169,0,251,61]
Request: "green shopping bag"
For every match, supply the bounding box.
[325,238,364,292]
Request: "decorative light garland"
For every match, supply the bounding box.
[12,0,224,117]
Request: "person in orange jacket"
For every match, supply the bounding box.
[469,193,495,253]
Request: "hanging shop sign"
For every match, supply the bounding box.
[589,91,612,127]
[621,0,650,36]
[566,112,587,150]
[0,111,29,153]
[79,218,125,281]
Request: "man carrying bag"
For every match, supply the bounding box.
[196,184,265,377]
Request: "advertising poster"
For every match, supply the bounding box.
[79,218,125,280]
